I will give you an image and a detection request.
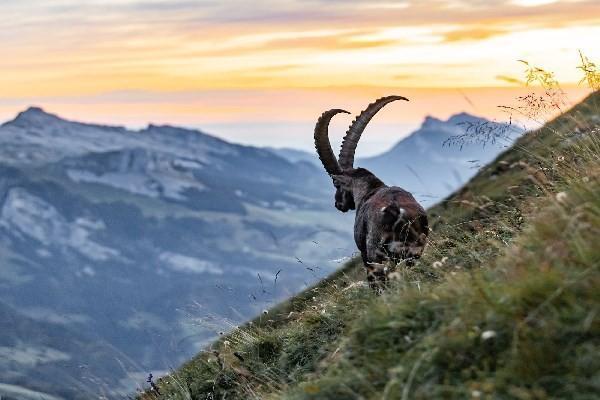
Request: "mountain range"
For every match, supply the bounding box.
[270,113,523,206]
[0,107,521,399]
[0,108,353,398]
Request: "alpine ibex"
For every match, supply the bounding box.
[314,96,429,289]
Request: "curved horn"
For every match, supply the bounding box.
[339,95,408,169]
[314,108,350,176]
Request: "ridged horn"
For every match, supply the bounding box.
[314,108,350,176]
[339,95,408,169]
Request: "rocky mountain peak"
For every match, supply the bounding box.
[421,112,481,130]
[446,112,483,125]
[421,115,442,127]
[7,106,62,127]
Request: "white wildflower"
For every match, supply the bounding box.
[481,330,497,341]
[555,191,568,204]
[388,271,402,281]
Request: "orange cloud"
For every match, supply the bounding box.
[443,27,508,42]
[264,35,398,51]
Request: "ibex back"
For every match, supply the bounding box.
[313,96,429,289]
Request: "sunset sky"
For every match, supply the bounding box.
[1,0,598,154]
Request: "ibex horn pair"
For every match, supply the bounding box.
[313,95,409,175]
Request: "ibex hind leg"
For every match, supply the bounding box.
[362,253,387,294]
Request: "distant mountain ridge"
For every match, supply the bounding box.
[269,112,523,205]
[0,107,330,211]
[0,107,353,398]
[265,146,318,165]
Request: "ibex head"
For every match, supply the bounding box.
[313,96,409,212]
[332,173,355,212]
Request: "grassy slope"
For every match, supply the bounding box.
[140,91,599,400]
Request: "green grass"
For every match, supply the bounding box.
[139,90,599,400]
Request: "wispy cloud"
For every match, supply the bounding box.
[0,0,598,126]
[443,27,508,42]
